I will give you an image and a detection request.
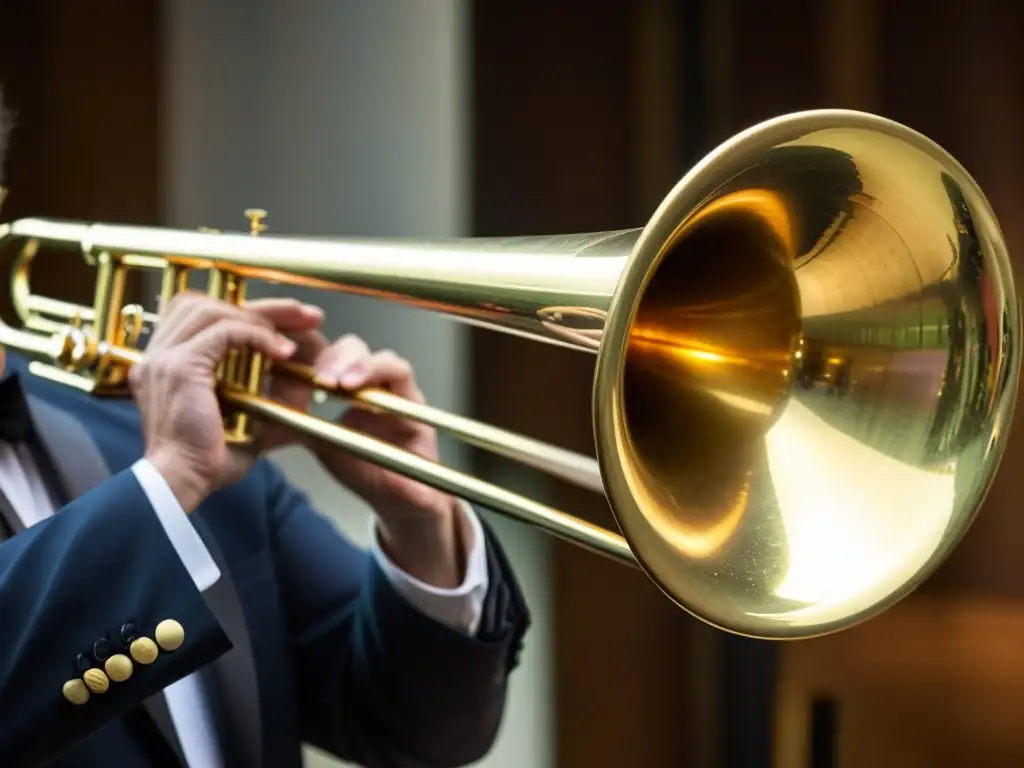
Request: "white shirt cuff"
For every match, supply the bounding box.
[370,499,489,637]
[131,458,222,593]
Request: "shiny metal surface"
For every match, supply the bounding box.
[2,216,631,353]
[595,110,1019,637]
[0,108,1015,639]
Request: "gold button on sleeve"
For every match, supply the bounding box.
[83,668,109,694]
[155,619,184,652]
[105,654,133,682]
[130,637,159,665]
[62,678,90,705]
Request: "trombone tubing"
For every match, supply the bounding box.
[0,217,630,561]
[234,390,634,564]
[97,343,633,564]
[2,220,606,494]
[274,360,605,494]
[0,217,633,353]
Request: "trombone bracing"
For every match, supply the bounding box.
[0,109,1017,640]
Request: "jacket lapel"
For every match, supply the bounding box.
[187,513,263,768]
[0,484,24,538]
[24,396,110,504]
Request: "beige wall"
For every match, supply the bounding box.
[160,1,553,766]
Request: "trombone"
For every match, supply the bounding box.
[0,109,1017,640]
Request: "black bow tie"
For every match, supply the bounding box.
[0,375,33,444]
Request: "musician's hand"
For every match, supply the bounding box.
[255,298,467,588]
[131,293,320,513]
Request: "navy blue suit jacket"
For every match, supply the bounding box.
[0,353,530,767]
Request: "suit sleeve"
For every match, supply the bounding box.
[369,499,489,636]
[264,461,531,768]
[0,467,231,767]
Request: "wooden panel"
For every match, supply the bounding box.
[775,597,1024,767]
[723,0,823,136]
[469,2,698,766]
[0,0,158,320]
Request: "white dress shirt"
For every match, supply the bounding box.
[0,444,489,768]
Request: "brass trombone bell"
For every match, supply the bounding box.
[0,109,1017,640]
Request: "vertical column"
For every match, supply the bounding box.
[161,2,552,766]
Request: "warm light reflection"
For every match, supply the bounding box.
[674,187,797,255]
[650,485,749,559]
[762,397,956,620]
[630,333,761,369]
[704,389,776,417]
[628,331,792,374]
[619,450,750,559]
